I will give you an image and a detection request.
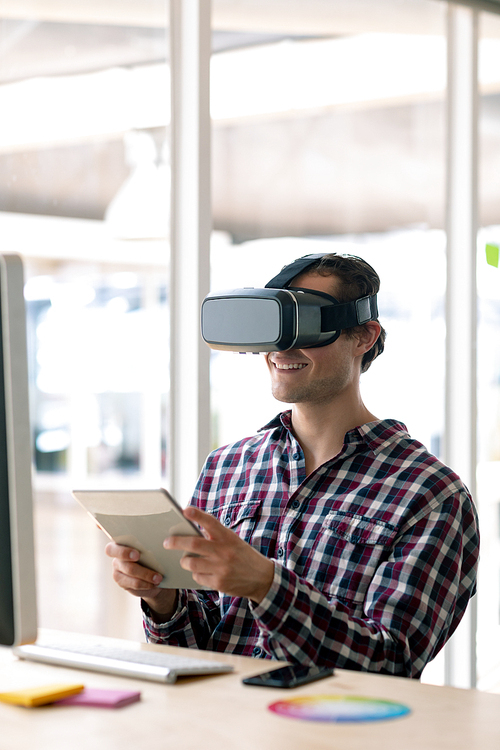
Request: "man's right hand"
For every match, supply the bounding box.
[105,542,178,623]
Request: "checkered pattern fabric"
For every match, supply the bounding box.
[143,413,479,678]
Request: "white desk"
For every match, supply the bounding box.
[1,635,500,750]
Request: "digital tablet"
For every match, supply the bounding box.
[72,488,206,589]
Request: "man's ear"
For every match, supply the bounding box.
[355,321,381,355]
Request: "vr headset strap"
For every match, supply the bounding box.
[321,295,378,332]
[265,252,379,334]
[265,253,326,289]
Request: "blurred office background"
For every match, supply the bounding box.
[1,0,499,690]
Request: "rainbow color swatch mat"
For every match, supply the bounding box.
[268,694,411,723]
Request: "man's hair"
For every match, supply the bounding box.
[298,253,386,373]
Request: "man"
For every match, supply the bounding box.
[106,253,479,678]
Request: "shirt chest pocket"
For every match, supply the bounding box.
[311,511,397,609]
[217,501,261,545]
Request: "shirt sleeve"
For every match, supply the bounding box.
[248,489,479,678]
[142,589,221,649]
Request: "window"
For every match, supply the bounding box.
[210,5,447,514]
[0,4,170,639]
[0,2,494,686]
[476,7,500,691]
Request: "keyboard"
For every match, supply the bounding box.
[14,633,234,684]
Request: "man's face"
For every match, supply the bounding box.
[264,272,362,407]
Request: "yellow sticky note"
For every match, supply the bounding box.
[0,683,84,707]
[486,243,499,268]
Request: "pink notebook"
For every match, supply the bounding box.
[56,688,141,708]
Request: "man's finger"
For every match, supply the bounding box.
[113,558,163,587]
[112,561,162,595]
[183,506,227,539]
[105,542,140,562]
[163,534,212,555]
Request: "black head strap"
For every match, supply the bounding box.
[321,295,379,330]
[266,253,379,336]
[265,253,326,289]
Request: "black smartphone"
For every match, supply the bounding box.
[242,664,334,689]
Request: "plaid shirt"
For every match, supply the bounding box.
[143,413,479,678]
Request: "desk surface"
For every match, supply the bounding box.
[1,634,499,750]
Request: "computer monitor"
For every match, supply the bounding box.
[0,253,37,647]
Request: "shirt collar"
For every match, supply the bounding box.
[260,411,408,454]
[353,419,409,453]
[259,410,291,433]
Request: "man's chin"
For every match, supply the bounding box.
[271,386,308,404]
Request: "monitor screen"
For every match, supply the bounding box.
[0,254,37,647]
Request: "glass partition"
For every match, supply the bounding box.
[210,0,448,683]
[210,0,447,461]
[0,1,492,685]
[0,4,170,638]
[476,8,500,692]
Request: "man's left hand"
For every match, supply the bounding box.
[163,507,275,604]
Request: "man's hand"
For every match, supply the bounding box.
[104,541,178,622]
[164,506,275,605]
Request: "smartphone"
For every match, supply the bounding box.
[242,664,334,689]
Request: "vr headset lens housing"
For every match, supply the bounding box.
[201,254,379,353]
[202,288,336,352]
[202,293,287,349]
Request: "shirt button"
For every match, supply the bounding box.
[252,646,262,656]
[277,547,284,558]
[291,499,300,510]
[223,515,231,526]
[292,452,301,460]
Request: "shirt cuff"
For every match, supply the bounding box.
[141,591,187,634]
[249,562,299,632]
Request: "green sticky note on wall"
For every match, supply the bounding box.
[486,243,499,268]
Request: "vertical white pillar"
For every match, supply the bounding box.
[141,275,163,484]
[444,3,478,689]
[169,0,211,505]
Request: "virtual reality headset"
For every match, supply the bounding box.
[201,253,379,353]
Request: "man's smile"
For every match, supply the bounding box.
[273,362,308,370]
[267,354,309,371]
